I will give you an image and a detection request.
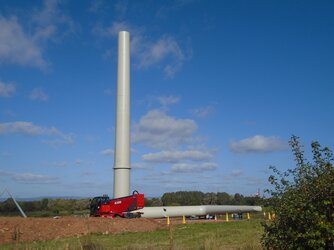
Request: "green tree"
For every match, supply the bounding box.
[262,136,334,249]
[0,198,17,213]
[161,191,204,206]
[40,198,49,210]
[232,193,245,205]
[203,192,217,205]
[216,192,231,205]
[244,196,263,206]
[145,198,162,207]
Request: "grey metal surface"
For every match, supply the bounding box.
[113,31,131,198]
[134,205,262,218]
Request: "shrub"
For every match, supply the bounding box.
[262,136,334,249]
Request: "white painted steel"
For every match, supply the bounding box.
[0,188,27,218]
[134,205,262,218]
[113,31,131,198]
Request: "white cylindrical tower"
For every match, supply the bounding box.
[113,31,130,198]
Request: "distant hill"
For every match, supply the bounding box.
[0,196,90,202]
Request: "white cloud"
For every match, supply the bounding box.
[231,170,242,177]
[0,16,46,69]
[132,109,197,149]
[0,121,57,135]
[0,81,16,97]
[95,21,189,77]
[0,170,11,177]
[132,163,150,170]
[93,21,130,37]
[157,96,180,106]
[136,35,185,76]
[49,161,68,167]
[46,159,93,168]
[0,0,75,69]
[191,105,215,118]
[142,150,213,163]
[0,170,59,184]
[100,148,114,156]
[30,88,49,101]
[43,136,74,145]
[89,0,105,12]
[13,173,59,183]
[73,159,93,167]
[31,0,76,42]
[171,162,218,173]
[230,135,288,153]
[0,121,74,145]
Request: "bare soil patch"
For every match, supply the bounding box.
[0,216,165,244]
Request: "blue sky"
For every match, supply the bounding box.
[0,0,333,198]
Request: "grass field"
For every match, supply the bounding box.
[2,219,264,250]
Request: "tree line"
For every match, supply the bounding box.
[0,198,90,217]
[159,191,263,206]
[0,191,263,217]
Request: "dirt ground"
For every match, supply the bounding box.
[0,216,166,244]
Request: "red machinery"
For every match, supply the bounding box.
[90,191,144,218]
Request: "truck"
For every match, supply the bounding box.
[89,191,144,218]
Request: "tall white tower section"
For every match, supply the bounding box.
[113,31,131,198]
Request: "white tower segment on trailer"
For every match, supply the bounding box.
[134,205,262,218]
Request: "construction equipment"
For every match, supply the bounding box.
[89,32,145,219]
[90,190,144,218]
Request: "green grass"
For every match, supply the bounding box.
[2,219,264,250]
